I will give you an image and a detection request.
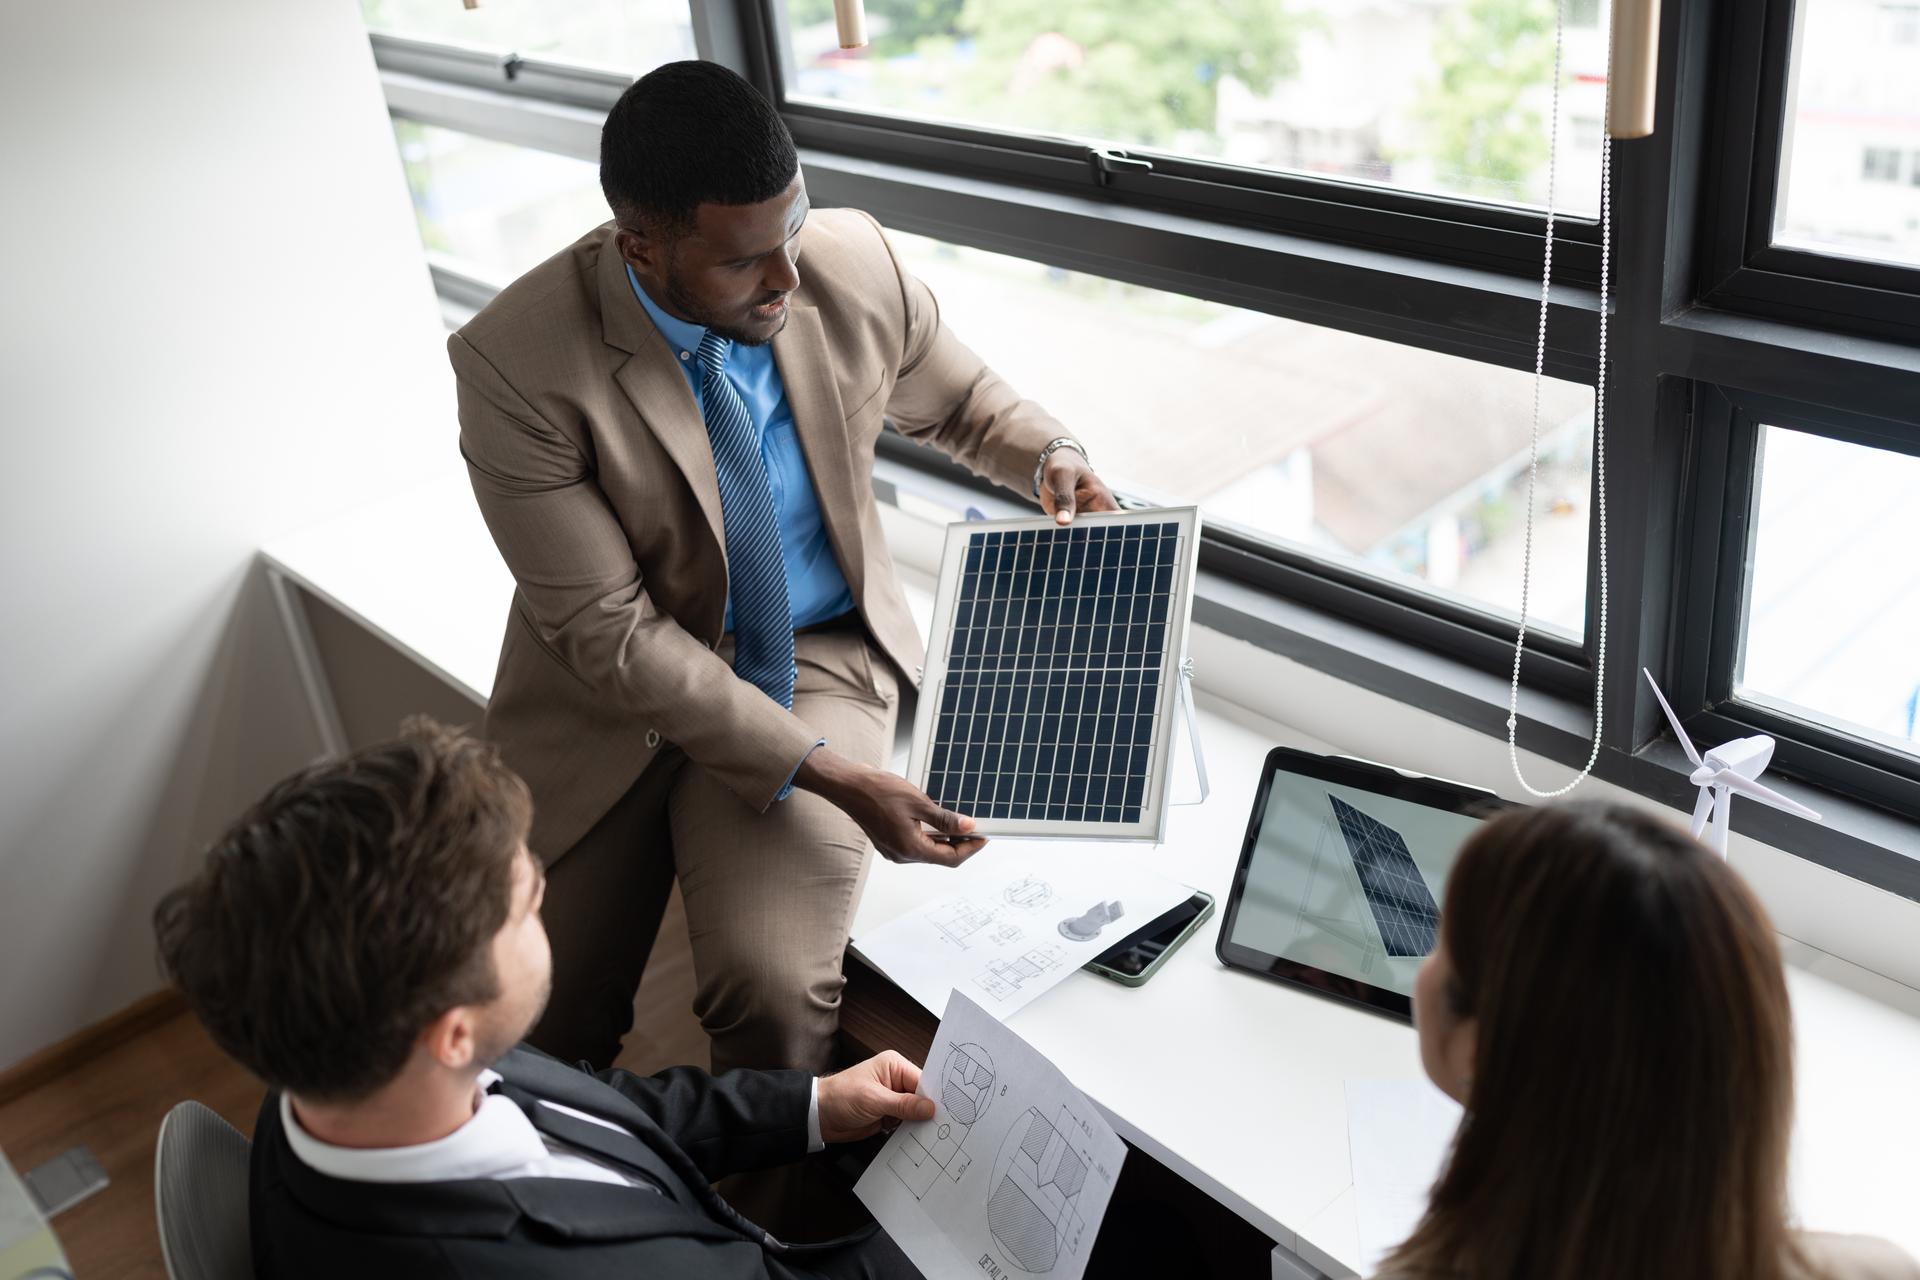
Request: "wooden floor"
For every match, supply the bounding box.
[0,1007,262,1279]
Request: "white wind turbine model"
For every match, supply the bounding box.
[1642,669,1821,857]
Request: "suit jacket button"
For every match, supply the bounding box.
[645,729,661,749]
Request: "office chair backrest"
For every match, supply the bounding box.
[154,1100,252,1280]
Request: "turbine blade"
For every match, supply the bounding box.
[1689,787,1714,839]
[1719,771,1821,822]
[1643,668,1702,767]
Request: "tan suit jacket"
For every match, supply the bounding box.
[453,209,1068,860]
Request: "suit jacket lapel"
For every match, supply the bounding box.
[597,229,726,555]
[497,1048,773,1244]
[774,305,869,602]
[506,1178,743,1245]
[266,1094,716,1247]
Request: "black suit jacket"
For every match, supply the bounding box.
[250,1045,902,1279]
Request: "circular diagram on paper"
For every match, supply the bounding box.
[986,1105,1092,1273]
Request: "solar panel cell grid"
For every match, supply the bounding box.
[1327,795,1441,957]
[925,520,1180,825]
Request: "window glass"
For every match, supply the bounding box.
[391,121,609,283]
[780,0,1610,215]
[361,0,694,72]
[1737,428,1920,756]
[1775,1,1920,267]
[882,229,1594,636]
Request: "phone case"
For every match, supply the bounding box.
[1085,892,1215,987]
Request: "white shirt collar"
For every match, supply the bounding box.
[281,1068,552,1184]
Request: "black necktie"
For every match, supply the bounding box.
[487,1077,777,1246]
[487,1077,682,1200]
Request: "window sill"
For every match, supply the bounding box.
[873,452,1920,987]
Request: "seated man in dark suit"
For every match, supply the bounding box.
[153,718,930,1279]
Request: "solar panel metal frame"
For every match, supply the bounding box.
[906,507,1202,841]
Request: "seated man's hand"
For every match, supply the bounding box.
[817,1050,936,1144]
[795,749,988,867]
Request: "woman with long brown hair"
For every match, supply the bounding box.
[1379,800,1916,1280]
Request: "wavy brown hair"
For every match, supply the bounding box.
[154,718,531,1102]
[1381,801,1807,1280]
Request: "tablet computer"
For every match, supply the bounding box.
[1216,747,1519,1022]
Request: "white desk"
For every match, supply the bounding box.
[264,468,1920,1279]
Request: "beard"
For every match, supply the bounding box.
[472,968,552,1070]
[662,263,788,347]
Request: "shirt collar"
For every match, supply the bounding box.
[281,1068,550,1184]
[625,263,713,361]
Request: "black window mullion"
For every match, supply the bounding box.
[1693,0,1920,341]
[690,0,781,91]
[1693,0,1770,298]
[798,149,1604,377]
[1668,386,1920,819]
[1592,0,1709,759]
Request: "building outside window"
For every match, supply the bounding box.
[1777,0,1920,266]
[779,0,1613,214]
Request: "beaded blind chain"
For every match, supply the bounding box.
[1508,0,1613,798]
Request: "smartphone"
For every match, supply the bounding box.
[1084,891,1215,987]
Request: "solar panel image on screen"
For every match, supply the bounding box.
[1327,795,1441,957]
[909,510,1199,839]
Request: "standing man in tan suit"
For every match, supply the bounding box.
[453,61,1116,1076]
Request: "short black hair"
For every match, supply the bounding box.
[154,719,531,1102]
[600,60,799,236]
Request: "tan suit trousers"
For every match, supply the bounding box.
[527,620,900,1075]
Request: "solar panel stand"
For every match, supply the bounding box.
[1167,655,1212,808]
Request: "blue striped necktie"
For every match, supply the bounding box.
[696,331,795,709]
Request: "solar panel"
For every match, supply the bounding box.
[1327,795,1440,957]
[906,508,1200,840]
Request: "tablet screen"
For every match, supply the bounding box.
[1218,749,1514,1019]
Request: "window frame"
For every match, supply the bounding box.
[361,0,1920,900]
[1696,0,1920,345]
[749,0,1611,287]
[1672,387,1920,815]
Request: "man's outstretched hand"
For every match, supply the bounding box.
[817,1050,936,1144]
[795,747,987,867]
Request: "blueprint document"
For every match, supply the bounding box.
[1345,1077,1463,1272]
[856,992,1126,1280]
[851,846,1195,1017]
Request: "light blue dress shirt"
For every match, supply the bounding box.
[629,267,849,798]
[627,266,856,634]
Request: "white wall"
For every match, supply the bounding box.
[0,0,454,1070]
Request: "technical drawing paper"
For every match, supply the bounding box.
[1344,1077,1463,1273]
[856,991,1127,1280]
[851,845,1194,1017]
